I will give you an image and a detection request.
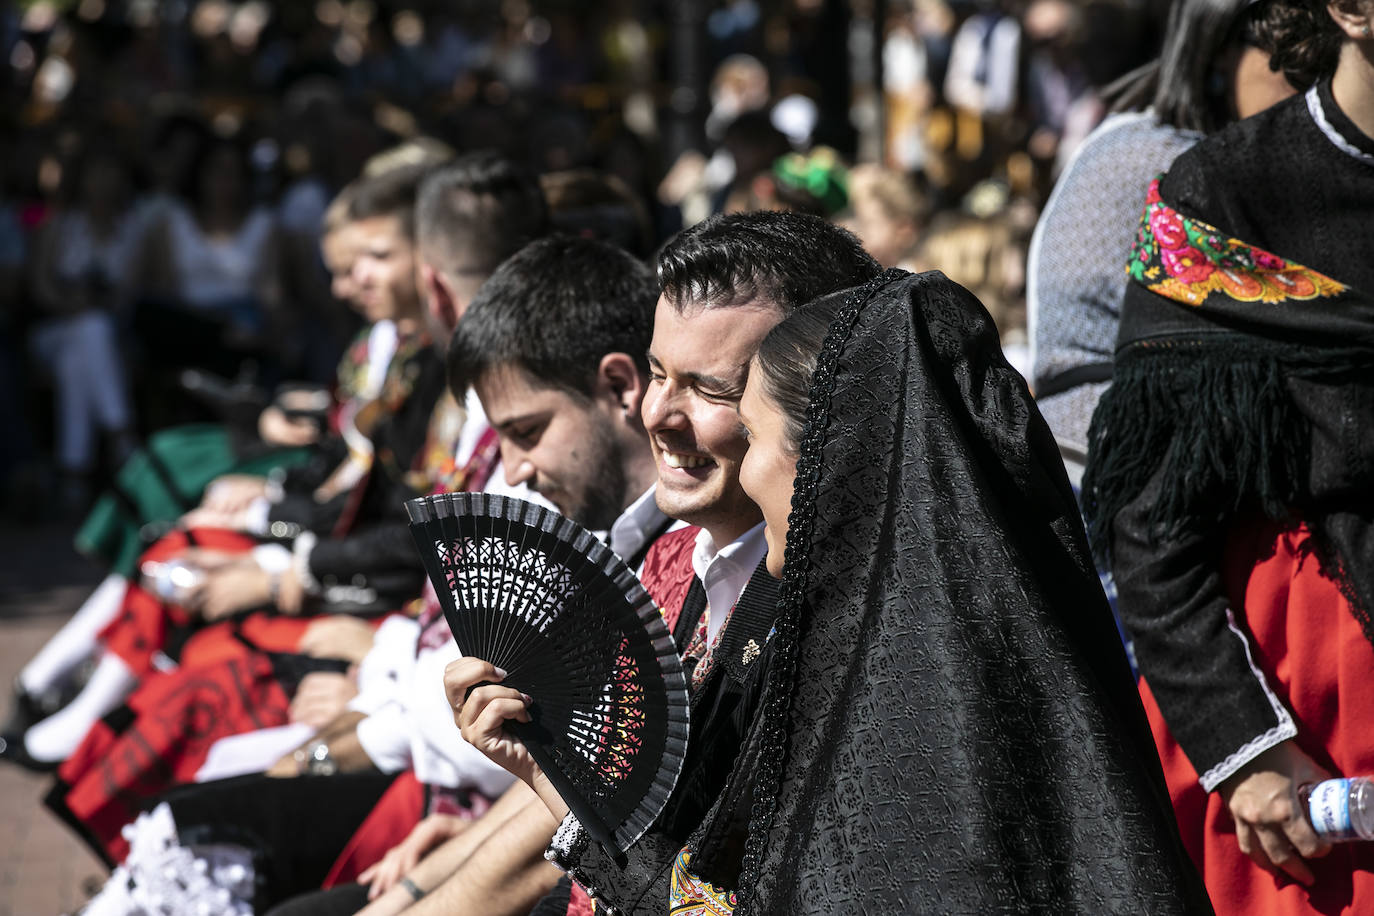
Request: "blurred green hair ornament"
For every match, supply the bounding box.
[772,146,849,216]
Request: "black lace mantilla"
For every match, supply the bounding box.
[720,270,1212,914]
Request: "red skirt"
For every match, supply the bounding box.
[1142,520,1374,915]
[49,652,292,863]
[99,528,315,677]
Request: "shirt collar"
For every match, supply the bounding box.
[608,485,671,566]
[692,522,769,642]
[1308,81,1374,166]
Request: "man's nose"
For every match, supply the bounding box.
[501,445,535,488]
[642,382,684,433]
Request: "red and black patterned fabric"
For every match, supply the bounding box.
[47,651,293,863]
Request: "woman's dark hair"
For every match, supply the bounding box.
[1261,0,1350,88]
[752,294,844,450]
[1104,0,1335,133]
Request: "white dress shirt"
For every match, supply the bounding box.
[691,522,768,646]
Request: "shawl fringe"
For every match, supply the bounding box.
[1080,336,1352,562]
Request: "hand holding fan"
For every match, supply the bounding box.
[406,493,689,858]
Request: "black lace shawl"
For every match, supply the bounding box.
[722,270,1212,914]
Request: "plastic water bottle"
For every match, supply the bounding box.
[1302,777,1374,841]
[140,559,205,605]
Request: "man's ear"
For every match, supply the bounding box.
[597,352,646,419]
[421,261,461,336]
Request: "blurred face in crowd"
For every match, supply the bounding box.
[846,192,918,269]
[197,144,247,216]
[737,364,798,579]
[321,220,367,308]
[79,154,130,216]
[475,360,642,531]
[642,297,777,544]
[349,214,422,325]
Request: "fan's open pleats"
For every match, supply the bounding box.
[406,493,690,855]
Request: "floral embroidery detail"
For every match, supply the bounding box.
[333,329,374,403]
[1127,177,1346,307]
[669,850,737,915]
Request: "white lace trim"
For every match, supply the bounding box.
[1307,85,1374,167]
[543,812,585,873]
[1197,608,1299,792]
[81,803,255,916]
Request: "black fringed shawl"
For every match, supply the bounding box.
[1083,177,1374,583]
[713,270,1210,913]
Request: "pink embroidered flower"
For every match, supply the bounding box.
[1149,207,1189,250]
[1161,246,1215,284]
[1252,249,1286,271]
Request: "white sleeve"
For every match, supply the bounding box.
[405,641,517,798]
[348,615,421,716]
[355,701,414,773]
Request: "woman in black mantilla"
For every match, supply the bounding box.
[1082,0,1374,911]
[720,271,1210,913]
[451,268,1212,912]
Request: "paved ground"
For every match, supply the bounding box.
[0,520,109,916]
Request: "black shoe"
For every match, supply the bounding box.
[0,679,55,738]
[0,732,58,773]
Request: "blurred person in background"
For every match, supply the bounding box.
[541,168,655,259]
[910,182,1033,379]
[1,160,444,772]
[26,142,141,513]
[725,145,851,218]
[842,162,928,269]
[64,153,552,916]
[1029,0,1304,488]
[131,133,284,391]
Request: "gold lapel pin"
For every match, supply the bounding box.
[742,639,761,665]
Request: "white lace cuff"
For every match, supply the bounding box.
[544,812,588,873]
[292,531,320,595]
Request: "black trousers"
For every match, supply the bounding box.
[264,882,372,916]
[161,769,396,909]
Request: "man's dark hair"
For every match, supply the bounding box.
[417,151,549,283]
[448,235,657,398]
[657,210,880,315]
[345,161,434,241]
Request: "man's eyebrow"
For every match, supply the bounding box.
[491,411,544,432]
[645,351,746,394]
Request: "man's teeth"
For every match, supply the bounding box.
[663,452,709,469]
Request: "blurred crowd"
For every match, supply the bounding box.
[0,0,1165,518]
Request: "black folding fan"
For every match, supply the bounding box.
[406,492,690,857]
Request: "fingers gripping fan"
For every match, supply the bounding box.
[406,493,689,857]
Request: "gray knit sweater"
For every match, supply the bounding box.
[1027,111,1201,458]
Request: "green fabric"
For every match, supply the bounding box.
[75,425,312,577]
